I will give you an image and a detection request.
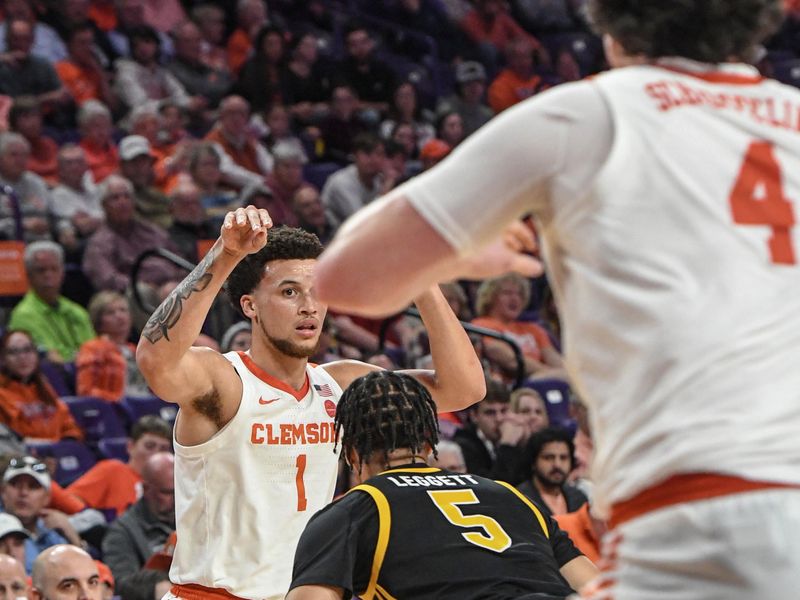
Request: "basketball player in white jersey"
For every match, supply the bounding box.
[312,1,800,597]
[135,211,486,600]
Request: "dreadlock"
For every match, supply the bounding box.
[334,371,440,471]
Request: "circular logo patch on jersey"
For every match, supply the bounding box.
[324,399,337,418]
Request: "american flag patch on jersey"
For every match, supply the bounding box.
[314,384,333,397]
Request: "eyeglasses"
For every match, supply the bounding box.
[6,457,47,472]
[3,345,37,356]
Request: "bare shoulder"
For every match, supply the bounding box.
[175,348,242,414]
[321,359,381,391]
[173,347,244,437]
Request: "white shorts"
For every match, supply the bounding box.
[586,488,800,600]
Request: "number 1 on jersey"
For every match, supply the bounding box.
[295,454,307,512]
[729,141,797,264]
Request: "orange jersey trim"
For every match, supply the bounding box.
[609,473,798,529]
[237,351,310,401]
[656,65,764,85]
[169,584,248,600]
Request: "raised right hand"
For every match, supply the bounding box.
[221,205,272,257]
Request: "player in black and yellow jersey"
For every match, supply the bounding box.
[287,371,599,600]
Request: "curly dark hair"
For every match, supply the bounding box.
[334,371,440,471]
[522,426,576,477]
[225,226,323,317]
[587,0,784,63]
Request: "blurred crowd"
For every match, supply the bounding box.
[0,0,798,597]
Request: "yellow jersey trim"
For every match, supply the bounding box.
[349,484,393,600]
[494,480,550,538]
[378,466,440,475]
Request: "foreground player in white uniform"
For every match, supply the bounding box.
[314,1,800,597]
[135,210,485,600]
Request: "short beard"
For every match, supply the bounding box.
[534,470,566,490]
[258,318,320,358]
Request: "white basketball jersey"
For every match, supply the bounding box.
[542,63,800,517]
[170,351,343,599]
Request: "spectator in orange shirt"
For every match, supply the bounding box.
[89,0,117,31]
[226,0,269,74]
[472,273,565,380]
[55,21,117,110]
[460,0,545,72]
[76,291,149,402]
[67,415,172,519]
[0,330,84,442]
[8,97,58,183]
[488,36,549,113]
[77,100,118,182]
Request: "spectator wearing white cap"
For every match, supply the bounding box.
[436,61,494,137]
[0,553,28,600]
[0,513,29,565]
[0,457,82,574]
[118,136,171,229]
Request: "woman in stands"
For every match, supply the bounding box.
[75,291,149,402]
[380,81,435,153]
[472,274,566,381]
[0,330,83,441]
[510,386,550,441]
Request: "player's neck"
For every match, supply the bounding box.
[247,342,309,390]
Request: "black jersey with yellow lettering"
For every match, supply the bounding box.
[290,465,581,600]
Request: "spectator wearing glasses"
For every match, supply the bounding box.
[0,331,84,442]
[1,458,84,574]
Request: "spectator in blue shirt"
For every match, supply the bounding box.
[0,457,83,573]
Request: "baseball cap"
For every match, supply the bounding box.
[456,61,487,84]
[420,139,451,161]
[119,135,155,161]
[0,513,29,540]
[2,456,51,489]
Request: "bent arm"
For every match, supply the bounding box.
[399,286,485,411]
[325,287,486,412]
[136,206,271,405]
[135,238,240,404]
[560,555,600,593]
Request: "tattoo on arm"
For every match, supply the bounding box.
[141,250,216,344]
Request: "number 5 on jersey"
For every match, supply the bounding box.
[428,489,512,553]
[729,141,797,265]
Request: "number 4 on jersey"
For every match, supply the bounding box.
[729,141,797,265]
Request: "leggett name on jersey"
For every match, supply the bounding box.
[386,474,481,488]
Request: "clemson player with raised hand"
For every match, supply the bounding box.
[135,205,485,600]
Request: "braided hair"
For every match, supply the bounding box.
[334,371,440,471]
